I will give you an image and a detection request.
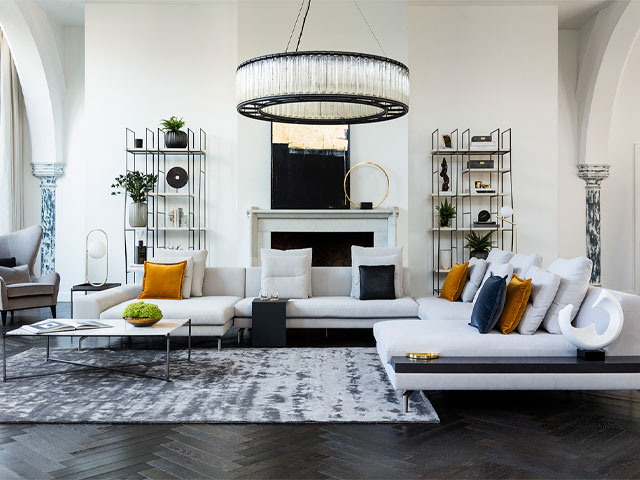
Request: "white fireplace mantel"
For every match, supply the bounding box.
[247,206,399,266]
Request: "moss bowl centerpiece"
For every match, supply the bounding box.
[122,301,163,327]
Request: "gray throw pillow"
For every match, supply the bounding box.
[0,264,30,285]
[460,257,488,302]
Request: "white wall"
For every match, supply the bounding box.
[408,5,559,295]
[236,0,409,266]
[84,2,238,285]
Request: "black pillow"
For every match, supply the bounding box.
[359,265,395,300]
[469,272,508,333]
[0,257,16,268]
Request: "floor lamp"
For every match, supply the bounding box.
[497,206,518,253]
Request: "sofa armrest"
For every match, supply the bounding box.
[73,284,142,319]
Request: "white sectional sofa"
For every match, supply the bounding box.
[374,286,640,394]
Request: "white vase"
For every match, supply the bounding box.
[129,202,148,228]
[439,250,452,270]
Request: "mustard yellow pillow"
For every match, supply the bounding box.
[497,274,532,334]
[138,261,187,300]
[438,262,469,302]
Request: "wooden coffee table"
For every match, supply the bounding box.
[3,319,191,382]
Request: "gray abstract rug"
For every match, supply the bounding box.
[0,347,439,424]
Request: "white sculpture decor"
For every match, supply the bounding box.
[558,289,624,351]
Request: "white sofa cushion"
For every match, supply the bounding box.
[154,249,208,297]
[148,255,194,299]
[261,248,312,297]
[416,297,474,321]
[460,257,487,302]
[234,296,418,319]
[374,319,576,364]
[351,246,403,299]
[101,295,241,326]
[486,248,513,264]
[542,256,593,334]
[509,253,542,278]
[260,254,310,299]
[473,262,513,303]
[517,266,561,335]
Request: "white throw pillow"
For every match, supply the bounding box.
[460,257,488,302]
[473,262,513,303]
[517,266,561,335]
[351,246,403,299]
[155,248,208,297]
[541,256,593,334]
[261,248,312,297]
[149,255,194,299]
[509,252,542,278]
[261,255,309,299]
[486,248,514,264]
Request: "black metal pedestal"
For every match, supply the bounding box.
[252,298,288,347]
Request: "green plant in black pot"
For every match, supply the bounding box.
[436,199,456,227]
[161,116,188,148]
[465,231,493,259]
[111,171,158,228]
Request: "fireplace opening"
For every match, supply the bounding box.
[270,232,374,266]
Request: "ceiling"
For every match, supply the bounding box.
[33,0,615,29]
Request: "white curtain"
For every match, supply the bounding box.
[0,28,24,235]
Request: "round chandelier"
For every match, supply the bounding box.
[236,0,409,125]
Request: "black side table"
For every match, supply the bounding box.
[252,298,288,347]
[71,283,121,318]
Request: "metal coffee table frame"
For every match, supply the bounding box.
[2,319,191,382]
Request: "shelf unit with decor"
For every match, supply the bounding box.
[123,127,207,284]
[430,128,513,295]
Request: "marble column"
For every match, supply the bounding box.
[31,163,64,275]
[577,164,610,286]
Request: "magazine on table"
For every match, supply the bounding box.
[22,319,113,334]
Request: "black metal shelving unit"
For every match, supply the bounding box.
[430,128,513,295]
[124,128,207,284]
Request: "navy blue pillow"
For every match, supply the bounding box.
[469,273,508,334]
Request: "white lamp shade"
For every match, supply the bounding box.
[500,206,513,218]
[88,241,106,259]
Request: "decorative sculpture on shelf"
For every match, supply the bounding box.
[440,158,449,192]
[559,289,624,360]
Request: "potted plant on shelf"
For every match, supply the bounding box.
[436,199,456,228]
[161,116,188,148]
[465,231,493,259]
[122,301,163,327]
[111,171,158,228]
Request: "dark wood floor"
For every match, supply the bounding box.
[2,304,640,479]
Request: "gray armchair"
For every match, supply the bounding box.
[0,225,60,325]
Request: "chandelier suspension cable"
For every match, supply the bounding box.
[295,0,312,52]
[285,0,307,53]
[353,0,386,57]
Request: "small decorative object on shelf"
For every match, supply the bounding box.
[559,290,624,361]
[465,231,492,260]
[440,158,449,191]
[467,159,494,169]
[161,116,188,148]
[136,240,147,265]
[134,138,143,148]
[122,301,163,327]
[439,250,452,270]
[166,166,189,189]
[477,210,491,223]
[85,229,108,287]
[111,171,157,228]
[441,134,452,149]
[436,198,456,228]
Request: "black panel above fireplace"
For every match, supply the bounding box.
[271,232,374,266]
[271,123,350,210]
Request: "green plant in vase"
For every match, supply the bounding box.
[160,115,188,148]
[436,199,456,228]
[111,171,158,228]
[465,231,493,259]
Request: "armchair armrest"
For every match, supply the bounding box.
[33,271,61,299]
[73,284,142,319]
[0,277,7,311]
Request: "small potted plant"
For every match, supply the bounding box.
[161,116,188,148]
[111,171,158,227]
[122,301,163,327]
[465,231,493,259]
[436,199,456,228]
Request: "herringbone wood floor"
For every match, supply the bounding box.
[2,305,640,479]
